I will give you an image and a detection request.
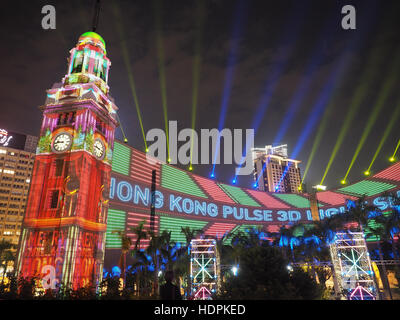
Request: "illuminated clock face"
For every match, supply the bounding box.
[93,139,105,160]
[52,133,72,153]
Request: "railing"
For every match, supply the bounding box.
[290,260,400,267]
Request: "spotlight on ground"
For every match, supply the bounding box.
[341,180,346,185]
[231,266,238,276]
[364,170,370,176]
[124,138,128,143]
[389,157,395,162]
[232,178,237,184]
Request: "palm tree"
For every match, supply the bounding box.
[367,193,400,301]
[175,227,203,298]
[131,220,147,251]
[112,230,132,290]
[160,231,178,271]
[278,225,302,262]
[343,196,378,232]
[305,214,344,246]
[146,230,174,296]
[301,214,347,298]
[214,230,237,295]
[0,240,14,262]
[129,220,147,296]
[0,240,15,285]
[374,192,400,263]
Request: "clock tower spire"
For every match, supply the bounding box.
[16,31,118,290]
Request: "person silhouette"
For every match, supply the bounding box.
[159,270,182,300]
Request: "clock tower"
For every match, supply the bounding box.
[16,31,118,290]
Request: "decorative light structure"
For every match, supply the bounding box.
[190,238,218,300]
[349,285,375,300]
[330,232,378,300]
[0,129,13,147]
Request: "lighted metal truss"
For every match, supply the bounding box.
[330,232,378,299]
[190,238,218,300]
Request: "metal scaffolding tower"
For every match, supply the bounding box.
[330,232,378,300]
[190,238,218,300]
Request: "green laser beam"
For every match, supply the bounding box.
[112,3,148,150]
[190,1,205,168]
[367,103,400,171]
[154,0,170,160]
[343,51,400,181]
[320,46,388,185]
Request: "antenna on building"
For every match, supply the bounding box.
[92,0,101,32]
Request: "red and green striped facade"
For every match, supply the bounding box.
[106,141,400,253]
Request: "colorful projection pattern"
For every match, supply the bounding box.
[17,31,118,290]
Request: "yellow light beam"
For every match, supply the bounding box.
[301,99,335,184]
[112,3,148,150]
[320,45,387,185]
[367,103,400,171]
[390,139,400,161]
[154,0,170,160]
[190,1,205,169]
[343,51,400,182]
[115,113,128,143]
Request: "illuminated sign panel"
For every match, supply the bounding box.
[0,129,27,150]
[106,142,400,254]
[0,129,12,146]
[110,176,316,224]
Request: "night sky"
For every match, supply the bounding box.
[1,0,399,191]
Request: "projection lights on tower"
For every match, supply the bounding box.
[16,29,119,290]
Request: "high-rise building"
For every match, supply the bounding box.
[0,129,37,245]
[16,31,118,290]
[252,144,302,193]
